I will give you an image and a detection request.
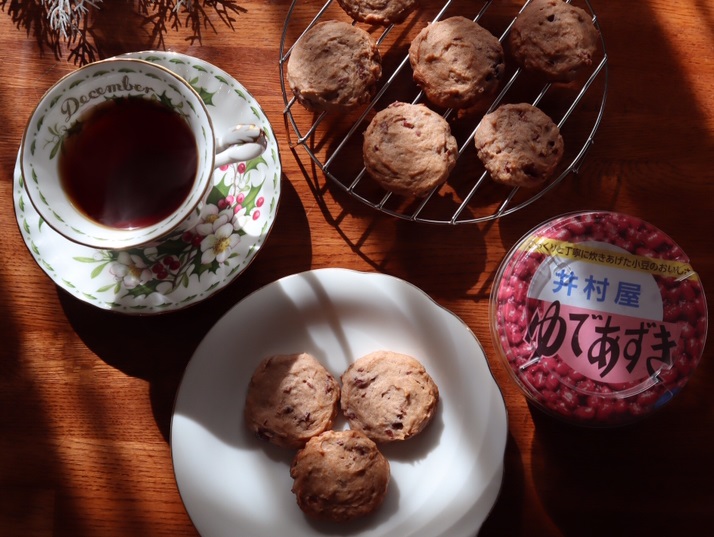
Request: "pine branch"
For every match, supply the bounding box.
[1,0,245,65]
[66,3,98,65]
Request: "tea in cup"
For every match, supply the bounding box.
[21,58,267,250]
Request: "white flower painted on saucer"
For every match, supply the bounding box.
[200,222,241,265]
[196,204,234,237]
[110,251,153,289]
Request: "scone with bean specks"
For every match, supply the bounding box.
[474,103,564,188]
[287,20,382,113]
[363,102,457,197]
[409,16,505,109]
[337,0,418,26]
[341,350,439,443]
[290,430,390,521]
[509,0,599,81]
[244,353,340,449]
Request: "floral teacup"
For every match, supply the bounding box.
[21,57,267,250]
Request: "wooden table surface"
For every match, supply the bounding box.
[1,1,712,536]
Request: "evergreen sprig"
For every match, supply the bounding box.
[1,0,244,65]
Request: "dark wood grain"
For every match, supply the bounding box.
[1,1,712,536]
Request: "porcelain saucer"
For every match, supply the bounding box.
[172,268,508,537]
[13,51,281,314]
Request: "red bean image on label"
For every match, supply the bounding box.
[490,211,708,426]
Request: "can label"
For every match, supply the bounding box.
[525,239,685,383]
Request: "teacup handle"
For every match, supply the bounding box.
[214,124,268,169]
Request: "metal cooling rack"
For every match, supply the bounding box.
[279,0,608,224]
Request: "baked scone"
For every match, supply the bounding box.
[409,16,505,109]
[336,0,418,26]
[363,102,458,197]
[474,103,564,188]
[290,430,390,521]
[244,353,340,449]
[340,350,439,443]
[287,20,382,113]
[509,0,599,81]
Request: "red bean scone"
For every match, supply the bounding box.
[290,430,390,521]
[474,103,564,188]
[244,353,340,449]
[287,20,382,113]
[363,102,458,197]
[509,0,599,81]
[337,0,418,26]
[340,351,439,443]
[409,16,505,109]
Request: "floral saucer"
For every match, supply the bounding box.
[13,51,281,314]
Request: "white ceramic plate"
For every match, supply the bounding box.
[13,51,281,314]
[171,268,508,537]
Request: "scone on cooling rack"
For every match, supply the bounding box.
[336,0,418,26]
[409,16,505,110]
[362,102,458,197]
[287,20,382,113]
[474,102,564,188]
[509,0,600,81]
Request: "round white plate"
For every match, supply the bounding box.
[13,51,281,314]
[171,268,508,537]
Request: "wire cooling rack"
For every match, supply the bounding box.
[279,0,608,224]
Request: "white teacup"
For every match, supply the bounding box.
[21,58,267,250]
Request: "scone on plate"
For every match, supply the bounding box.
[509,0,599,81]
[290,430,390,521]
[244,353,340,449]
[363,102,458,197]
[340,350,439,443]
[337,0,418,26]
[474,103,564,188]
[287,20,382,113]
[409,16,505,109]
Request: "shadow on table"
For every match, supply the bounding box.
[0,274,50,534]
[478,431,526,537]
[289,143,490,302]
[57,175,312,443]
[528,383,714,537]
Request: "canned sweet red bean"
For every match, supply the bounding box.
[490,211,708,427]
